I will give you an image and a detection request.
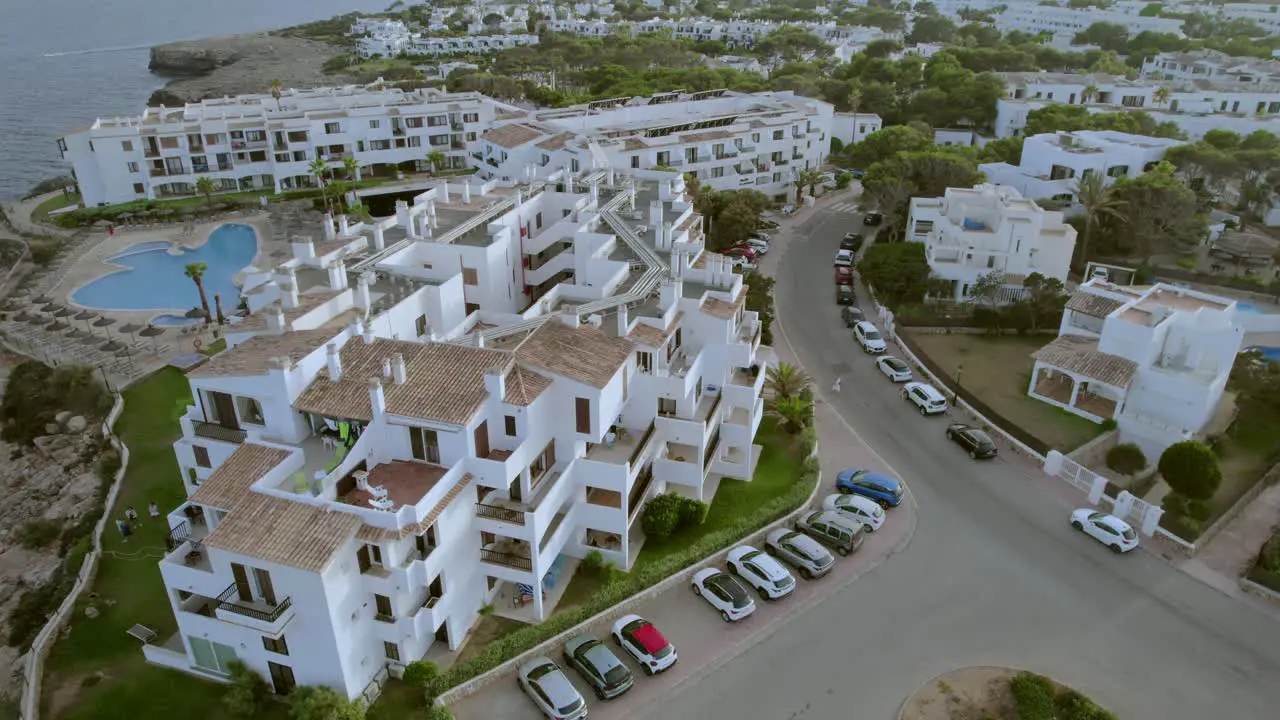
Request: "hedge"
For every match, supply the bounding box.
[437,463,818,692]
[1011,672,1056,720]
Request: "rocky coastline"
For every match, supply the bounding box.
[147,32,348,105]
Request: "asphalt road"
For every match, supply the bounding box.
[640,201,1280,719]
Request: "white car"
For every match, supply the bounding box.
[1070,508,1139,553]
[743,237,770,254]
[876,355,912,382]
[691,567,756,622]
[834,249,855,267]
[517,657,588,720]
[612,614,677,674]
[854,321,887,353]
[726,255,757,271]
[821,493,885,532]
[764,528,835,579]
[902,381,947,415]
[727,545,796,600]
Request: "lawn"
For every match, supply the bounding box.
[1201,415,1280,528]
[905,331,1105,452]
[31,192,81,224]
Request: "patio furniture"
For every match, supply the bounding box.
[126,624,157,645]
[369,496,395,511]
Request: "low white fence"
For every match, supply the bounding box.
[1043,452,1166,538]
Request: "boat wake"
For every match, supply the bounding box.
[43,43,154,58]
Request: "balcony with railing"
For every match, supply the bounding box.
[475,501,527,526]
[586,421,655,468]
[191,420,247,444]
[480,543,534,572]
[214,584,295,634]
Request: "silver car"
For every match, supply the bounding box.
[517,657,588,720]
[563,634,633,700]
[764,527,835,579]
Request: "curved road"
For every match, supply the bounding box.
[640,203,1280,719]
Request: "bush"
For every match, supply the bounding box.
[677,497,708,528]
[1055,688,1118,720]
[6,569,71,649]
[1158,440,1222,501]
[0,361,112,444]
[580,549,606,574]
[1010,671,1055,720]
[223,660,271,717]
[1105,443,1147,475]
[288,685,364,720]
[640,493,683,541]
[403,660,440,699]
[421,707,454,720]
[13,519,61,549]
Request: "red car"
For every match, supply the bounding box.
[724,246,759,260]
[835,266,854,284]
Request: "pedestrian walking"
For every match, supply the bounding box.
[148,501,161,520]
[832,376,843,393]
[116,518,132,541]
[125,506,139,523]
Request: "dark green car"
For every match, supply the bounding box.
[563,634,634,700]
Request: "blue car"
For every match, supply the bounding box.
[835,469,904,508]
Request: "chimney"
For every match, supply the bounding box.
[368,378,386,420]
[474,332,486,348]
[355,271,373,312]
[326,343,343,381]
[395,199,412,230]
[559,309,581,329]
[372,223,386,250]
[616,303,630,337]
[590,180,599,205]
[440,181,450,203]
[391,353,407,385]
[661,221,673,250]
[362,317,375,344]
[282,268,300,308]
[266,306,286,334]
[327,261,348,291]
[338,214,351,237]
[382,356,393,379]
[650,199,663,226]
[462,182,471,204]
[323,211,336,241]
[484,368,506,401]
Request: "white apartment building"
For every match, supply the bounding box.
[832,112,883,148]
[545,15,899,49]
[353,15,540,59]
[979,130,1181,206]
[470,90,834,203]
[906,184,1077,302]
[146,169,769,700]
[994,3,1184,37]
[1030,279,1263,457]
[59,84,513,207]
[1141,50,1280,85]
[993,71,1280,139]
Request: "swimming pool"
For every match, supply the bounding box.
[1246,345,1280,362]
[71,224,258,312]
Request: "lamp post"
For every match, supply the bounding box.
[953,363,964,408]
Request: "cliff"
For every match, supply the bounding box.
[147,32,349,103]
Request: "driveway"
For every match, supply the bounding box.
[641,196,1280,720]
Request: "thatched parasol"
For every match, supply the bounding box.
[118,322,143,346]
[41,301,63,313]
[53,306,76,318]
[32,294,53,304]
[100,339,127,353]
[93,316,117,339]
[45,319,69,332]
[74,309,98,332]
[139,324,166,354]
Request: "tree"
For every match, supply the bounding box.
[968,270,1006,327]
[1081,83,1099,105]
[1107,162,1204,263]
[979,136,1024,165]
[1073,172,1126,271]
[1158,440,1222,501]
[288,686,365,720]
[861,149,983,237]
[426,150,448,174]
[1229,347,1280,419]
[224,661,271,718]
[907,14,957,44]
[856,241,933,307]
[766,394,813,433]
[1022,272,1066,331]
[184,262,212,323]
[214,294,226,325]
[1106,443,1147,475]
[309,157,331,210]
[641,493,684,540]
[271,79,283,110]
[765,362,811,400]
[196,176,216,206]
[696,188,770,249]
[794,167,824,202]
[1153,86,1171,108]
[844,125,932,169]
[754,26,828,64]
[1073,22,1129,53]
[342,155,360,183]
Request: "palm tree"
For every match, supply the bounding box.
[426,150,448,175]
[1081,84,1098,105]
[1074,172,1126,272]
[195,176,215,207]
[1153,87,1171,108]
[794,168,824,203]
[309,156,331,210]
[184,262,212,323]
[214,294,226,325]
[342,155,361,184]
[765,362,811,400]
[270,79,283,111]
[766,395,813,434]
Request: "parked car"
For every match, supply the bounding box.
[750,231,772,242]
[840,232,864,252]
[758,219,779,230]
[764,527,835,579]
[1090,266,1109,281]
[835,266,854,285]
[691,567,756,622]
[840,306,866,327]
[946,423,998,459]
[875,355,912,382]
[728,545,796,600]
[517,657,588,720]
[725,245,759,260]
[794,510,865,556]
[833,249,855,267]
[821,493,885,532]
[836,284,856,305]
[835,468,904,508]
[563,634,634,700]
[1070,509,1139,553]
[726,255,757,271]
[743,237,770,254]
[863,212,883,226]
[854,321,887,353]
[612,614,677,674]
[902,381,948,415]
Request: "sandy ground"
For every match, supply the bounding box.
[900,667,1019,720]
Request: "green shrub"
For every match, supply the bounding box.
[223,660,271,717]
[1185,499,1212,522]
[1105,443,1147,475]
[288,685,364,720]
[1100,418,1117,431]
[580,549,605,574]
[14,519,61,549]
[1162,492,1189,517]
[403,660,441,700]
[7,569,71,649]
[1010,671,1055,720]
[677,497,708,528]
[421,706,454,720]
[1158,440,1222,501]
[640,493,683,541]
[1055,687,1118,720]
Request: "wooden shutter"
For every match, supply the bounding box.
[231,563,252,602]
[575,398,590,434]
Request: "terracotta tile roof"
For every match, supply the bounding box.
[515,319,633,388]
[189,328,336,378]
[356,524,396,542]
[1032,335,1137,388]
[482,123,546,149]
[503,366,552,406]
[627,315,681,348]
[294,338,512,424]
[190,444,293,510]
[1066,291,1125,319]
[202,495,361,572]
[229,291,344,333]
[680,130,732,143]
[623,138,647,151]
[700,293,744,319]
[368,471,476,541]
[536,132,576,151]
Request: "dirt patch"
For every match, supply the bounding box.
[901,666,1018,720]
[45,669,107,719]
[453,615,524,665]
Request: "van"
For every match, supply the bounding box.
[794,510,865,556]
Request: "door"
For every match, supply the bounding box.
[473,421,490,459]
[267,661,296,695]
[209,392,240,430]
[435,622,450,646]
[254,568,277,606]
[231,563,252,602]
[357,545,372,574]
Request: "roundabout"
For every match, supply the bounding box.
[899,666,1115,720]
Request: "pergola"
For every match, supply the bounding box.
[1028,335,1137,423]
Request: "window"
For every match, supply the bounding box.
[463,112,479,123]
[409,427,440,464]
[631,156,640,168]
[415,314,427,337]
[374,594,394,621]
[267,661,296,695]
[772,130,783,140]
[369,119,381,129]
[711,166,724,178]
[658,397,677,416]
[462,267,478,286]
[132,182,145,194]
[262,635,289,655]
[575,397,591,434]
[428,134,450,146]
[127,162,139,173]
[160,136,179,149]
[235,396,264,425]
[324,122,341,134]
[405,117,424,129]
[637,351,653,373]
[383,641,401,662]
[121,140,133,152]
[465,302,480,315]
[188,636,238,675]
[193,445,211,468]
[504,415,517,436]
